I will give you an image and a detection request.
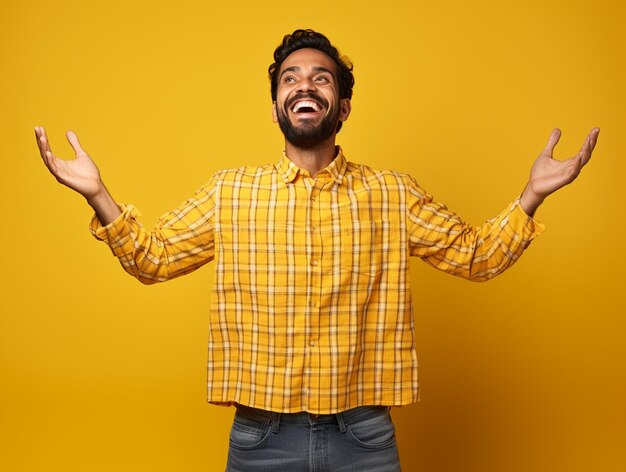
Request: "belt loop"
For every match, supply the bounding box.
[336,411,347,433]
[270,412,281,433]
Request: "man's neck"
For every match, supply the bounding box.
[284,138,338,176]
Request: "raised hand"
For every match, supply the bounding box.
[520,128,600,216]
[35,126,105,200]
[35,126,121,225]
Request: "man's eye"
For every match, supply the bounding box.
[283,76,296,83]
[315,76,330,83]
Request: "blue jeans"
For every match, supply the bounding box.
[226,404,401,472]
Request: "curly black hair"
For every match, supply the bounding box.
[268,29,355,102]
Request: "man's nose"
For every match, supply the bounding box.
[296,78,317,93]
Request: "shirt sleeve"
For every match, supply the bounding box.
[405,175,545,282]
[89,177,218,284]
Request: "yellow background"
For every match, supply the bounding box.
[1,0,624,470]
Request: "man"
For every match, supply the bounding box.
[36,29,599,472]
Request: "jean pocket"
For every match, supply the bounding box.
[229,415,272,450]
[346,410,397,449]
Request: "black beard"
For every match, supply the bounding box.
[277,95,340,149]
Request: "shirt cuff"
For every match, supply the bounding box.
[89,203,141,242]
[510,197,546,240]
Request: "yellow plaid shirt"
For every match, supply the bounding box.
[91,148,544,414]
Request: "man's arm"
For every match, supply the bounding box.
[520,128,600,217]
[35,126,216,284]
[35,126,121,225]
[407,127,600,281]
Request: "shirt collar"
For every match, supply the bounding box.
[275,147,347,185]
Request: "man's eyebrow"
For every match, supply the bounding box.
[279,66,300,79]
[279,66,335,79]
[312,66,334,75]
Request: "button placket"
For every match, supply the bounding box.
[305,178,324,405]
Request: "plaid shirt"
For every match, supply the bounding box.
[91,148,543,414]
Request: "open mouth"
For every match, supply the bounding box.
[290,99,323,114]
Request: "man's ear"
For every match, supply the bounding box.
[272,102,278,123]
[339,99,352,122]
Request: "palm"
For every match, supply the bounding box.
[35,127,103,199]
[527,128,599,200]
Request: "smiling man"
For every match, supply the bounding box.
[36,29,599,472]
[272,47,351,154]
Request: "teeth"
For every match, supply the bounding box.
[292,100,321,112]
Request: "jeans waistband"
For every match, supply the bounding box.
[234,404,390,433]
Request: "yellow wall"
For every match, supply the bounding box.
[1,0,624,470]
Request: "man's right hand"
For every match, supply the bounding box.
[35,127,104,199]
[35,126,121,225]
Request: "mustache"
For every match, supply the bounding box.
[284,93,329,112]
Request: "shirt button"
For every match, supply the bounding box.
[309,340,316,347]
[311,260,318,267]
[311,301,317,308]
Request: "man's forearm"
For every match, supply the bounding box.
[519,185,544,218]
[86,184,122,226]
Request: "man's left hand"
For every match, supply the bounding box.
[520,127,600,216]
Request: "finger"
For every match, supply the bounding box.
[34,127,45,149]
[579,128,600,167]
[44,150,56,169]
[578,131,591,155]
[36,130,55,165]
[34,129,64,178]
[35,127,49,156]
[38,134,52,159]
[589,127,600,151]
[41,147,59,174]
[39,126,49,142]
[34,127,44,153]
[66,130,87,157]
[36,136,46,158]
[580,128,600,152]
[39,127,52,153]
[544,128,561,156]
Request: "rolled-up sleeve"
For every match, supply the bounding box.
[89,178,218,284]
[406,175,545,281]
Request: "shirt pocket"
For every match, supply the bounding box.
[336,220,397,278]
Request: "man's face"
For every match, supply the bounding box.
[273,48,351,149]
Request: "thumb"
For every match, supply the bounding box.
[544,128,561,156]
[66,130,88,157]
